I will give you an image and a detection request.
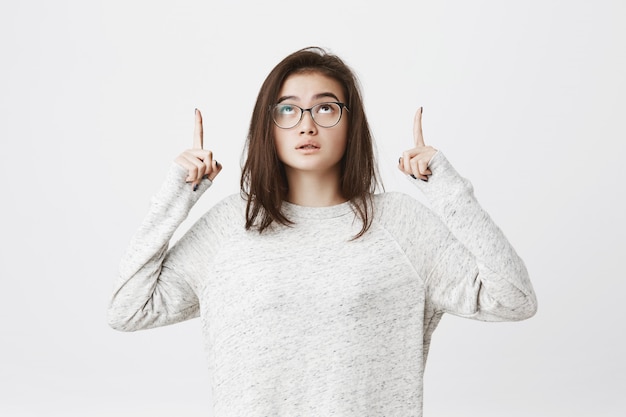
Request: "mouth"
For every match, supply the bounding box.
[296,141,320,150]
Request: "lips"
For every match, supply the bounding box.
[296,141,320,150]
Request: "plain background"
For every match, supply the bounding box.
[1,0,625,415]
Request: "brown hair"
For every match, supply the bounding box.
[240,46,380,238]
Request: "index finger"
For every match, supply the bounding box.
[413,106,425,147]
[193,108,203,149]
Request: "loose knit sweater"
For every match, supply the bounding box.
[109,151,537,417]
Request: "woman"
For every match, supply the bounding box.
[109,46,537,416]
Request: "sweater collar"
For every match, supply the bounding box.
[282,200,353,220]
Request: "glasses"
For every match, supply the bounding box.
[270,102,349,129]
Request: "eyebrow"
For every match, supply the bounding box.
[276,92,341,103]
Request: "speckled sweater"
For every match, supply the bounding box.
[108,151,537,416]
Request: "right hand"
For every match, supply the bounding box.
[398,107,437,181]
[174,108,222,189]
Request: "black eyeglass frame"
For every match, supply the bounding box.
[270,102,350,129]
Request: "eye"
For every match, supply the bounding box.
[277,104,296,115]
[315,103,336,114]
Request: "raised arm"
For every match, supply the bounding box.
[399,108,537,321]
[108,109,222,331]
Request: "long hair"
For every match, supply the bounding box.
[240,46,380,239]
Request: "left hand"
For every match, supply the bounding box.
[398,107,437,181]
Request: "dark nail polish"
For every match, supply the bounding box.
[410,174,417,179]
[193,184,199,192]
[215,160,221,168]
[398,157,402,164]
[420,106,423,114]
[421,177,428,182]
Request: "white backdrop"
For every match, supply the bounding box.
[1,0,625,415]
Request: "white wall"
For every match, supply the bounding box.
[1,0,624,415]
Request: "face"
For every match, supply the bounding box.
[273,72,348,178]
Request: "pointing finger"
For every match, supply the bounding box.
[413,107,425,147]
[193,108,203,150]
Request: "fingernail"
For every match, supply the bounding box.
[398,157,402,164]
[420,106,423,114]
[215,160,221,168]
[193,184,199,192]
[410,174,417,179]
[421,177,428,182]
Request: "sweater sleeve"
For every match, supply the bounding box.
[413,151,537,322]
[107,163,212,331]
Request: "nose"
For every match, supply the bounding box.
[299,109,317,134]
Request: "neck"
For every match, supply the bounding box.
[284,168,346,207]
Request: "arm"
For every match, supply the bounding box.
[108,108,223,331]
[400,108,537,321]
[413,152,537,321]
[108,165,212,331]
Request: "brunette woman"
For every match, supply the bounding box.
[109,46,537,416]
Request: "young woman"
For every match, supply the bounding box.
[109,47,537,416]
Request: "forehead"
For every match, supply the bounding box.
[278,72,345,102]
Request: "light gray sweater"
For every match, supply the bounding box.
[109,151,537,416]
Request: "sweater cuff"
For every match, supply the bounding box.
[408,151,473,200]
[151,163,213,211]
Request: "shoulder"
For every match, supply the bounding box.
[374,191,418,205]
[213,193,247,211]
[372,191,444,234]
[198,193,247,229]
[373,191,427,218]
